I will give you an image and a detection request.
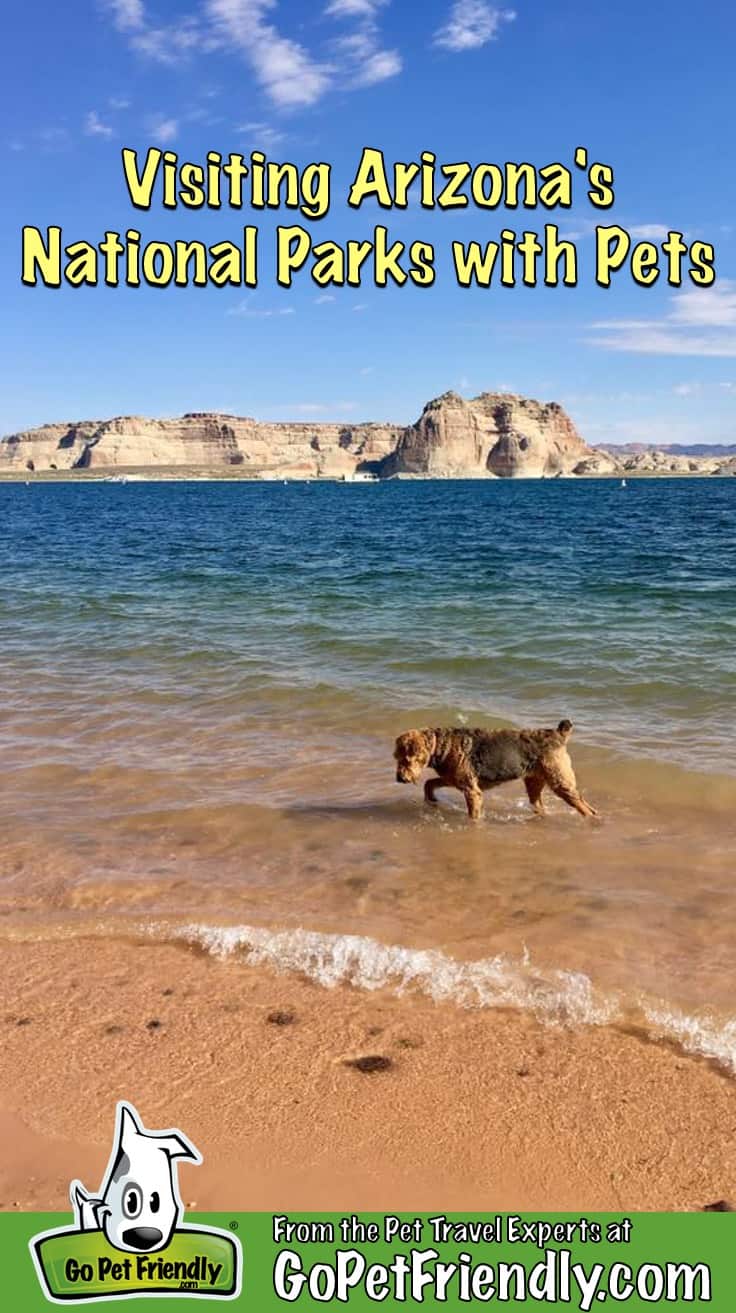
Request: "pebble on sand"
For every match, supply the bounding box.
[344,1055,393,1074]
[267,1010,296,1026]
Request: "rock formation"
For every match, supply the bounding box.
[2,391,733,478]
[379,391,600,478]
[0,413,401,479]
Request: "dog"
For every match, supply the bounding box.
[394,719,597,821]
[71,1101,201,1253]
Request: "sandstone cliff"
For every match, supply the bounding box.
[379,391,606,478]
[0,413,401,479]
[2,392,732,479]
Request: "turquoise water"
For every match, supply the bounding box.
[1,478,735,769]
[1,477,735,1067]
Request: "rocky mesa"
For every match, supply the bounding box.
[379,390,612,478]
[1,392,734,478]
[0,413,402,480]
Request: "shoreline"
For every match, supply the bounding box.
[1,935,735,1213]
[1,469,735,483]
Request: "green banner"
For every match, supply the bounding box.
[2,1211,733,1310]
[31,1223,239,1301]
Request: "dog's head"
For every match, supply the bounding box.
[557,719,573,739]
[87,1103,201,1253]
[394,729,434,784]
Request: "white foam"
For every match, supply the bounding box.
[150,920,736,1074]
[164,922,616,1026]
[643,1003,736,1075]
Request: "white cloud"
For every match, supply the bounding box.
[38,125,71,151]
[353,303,367,312]
[185,105,224,125]
[227,300,296,317]
[590,283,736,358]
[627,224,671,240]
[669,283,736,328]
[147,115,179,143]
[348,41,402,85]
[434,2,515,52]
[131,17,213,65]
[325,0,387,15]
[314,293,336,304]
[590,328,736,358]
[234,120,285,148]
[108,96,131,110]
[105,0,401,109]
[85,110,114,138]
[362,48,401,81]
[560,218,679,243]
[207,0,331,108]
[107,0,145,31]
[333,29,401,83]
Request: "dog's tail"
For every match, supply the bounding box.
[557,718,573,738]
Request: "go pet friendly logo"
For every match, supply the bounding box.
[30,1101,242,1302]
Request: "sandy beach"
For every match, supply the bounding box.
[2,934,735,1214]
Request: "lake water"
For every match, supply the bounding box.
[1,478,735,1069]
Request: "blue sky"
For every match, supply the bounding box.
[2,0,736,444]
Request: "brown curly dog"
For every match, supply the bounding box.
[394,719,598,821]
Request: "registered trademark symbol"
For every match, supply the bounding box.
[229,1220,239,1230]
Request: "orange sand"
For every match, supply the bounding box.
[1,937,734,1214]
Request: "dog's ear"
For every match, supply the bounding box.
[394,731,409,758]
[557,719,573,738]
[395,729,434,762]
[118,1103,144,1153]
[156,1131,202,1164]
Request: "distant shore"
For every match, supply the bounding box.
[3,393,735,480]
[1,467,734,483]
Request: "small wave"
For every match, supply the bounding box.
[642,1003,736,1075]
[163,922,615,1026]
[156,921,736,1075]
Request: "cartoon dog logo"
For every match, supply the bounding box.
[31,1100,242,1303]
[70,1101,201,1253]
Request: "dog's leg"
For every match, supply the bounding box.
[551,784,597,817]
[463,784,484,820]
[524,773,547,816]
[543,759,598,817]
[423,777,443,806]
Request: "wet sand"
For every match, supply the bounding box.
[1,935,735,1214]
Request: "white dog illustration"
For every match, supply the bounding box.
[70,1101,201,1253]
